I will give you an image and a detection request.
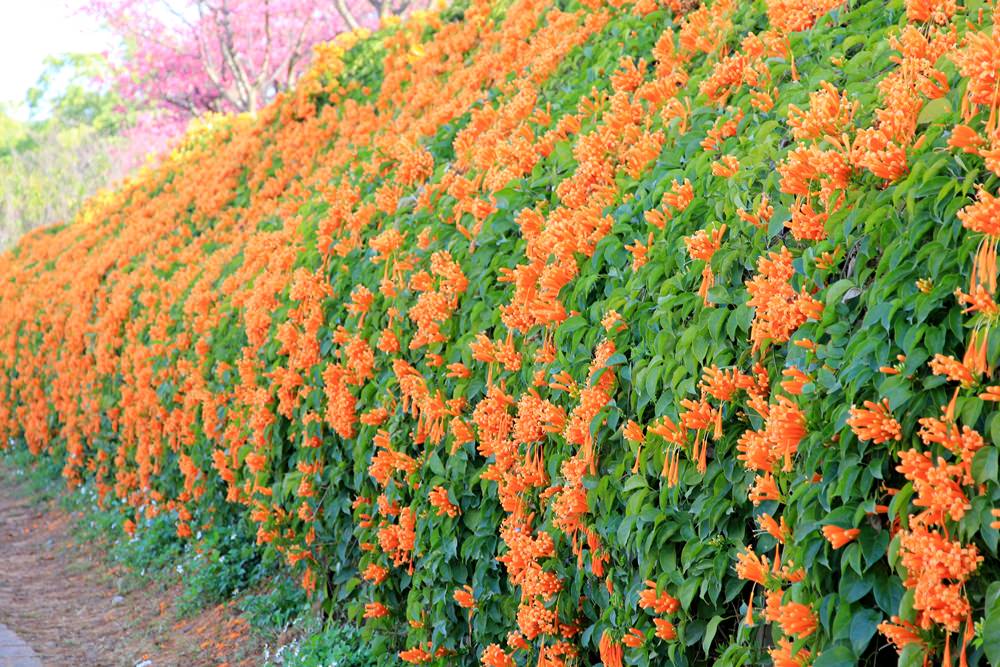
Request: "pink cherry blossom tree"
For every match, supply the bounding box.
[78,0,425,168]
[82,0,367,115]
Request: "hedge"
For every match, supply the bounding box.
[1,0,999,664]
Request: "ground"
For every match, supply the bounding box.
[0,466,263,667]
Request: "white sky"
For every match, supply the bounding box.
[0,0,111,118]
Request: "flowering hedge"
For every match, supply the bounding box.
[2,0,1000,664]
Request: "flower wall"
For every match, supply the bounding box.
[2,0,1000,665]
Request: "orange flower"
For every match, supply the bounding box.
[481,645,514,667]
[736,396,806,475]
[929,354,976,385]
[787,81,857,140]
[701,110,744,151]
[638,580,680,614]
[757,513,788,543]
[398,643,432,664]
[906,0,956,23]
[814,246,840,270]
[735,547,770,585]
[644,208,667,229]
[454,585,476,609]
[622,419,646,444]
[767,0,845,33]
[446,362,471,379]
[653,618,677,641]
[711,154,740,178]
[621,627,645,648]
[749,473,781,505]
[897,449,971,523]
[364,602,390,619]
[661,178,694,212]
[847,398,902,443]
[602,309,626,332]
[948,124,983,154]
[745,246,823,351]
[244,452,267,473]
[822,525,860,549]
[623,420,646,473]
[684,225,726,306]
[700,365,753,402]
[897,524,981,632]
[362,563,389,586]
[878,616,924,653]
[737,194,773,228]
[770,638,811,667]
[958,188,1000,237]
[598,630,623,667]
[775,600,817,638]
[786,200,828,241]
[780,367,811,395]
[625,234,652,271]
[429,486,460,518]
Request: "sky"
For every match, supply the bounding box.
[0,1,112,119]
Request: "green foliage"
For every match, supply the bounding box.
[0,52,129,247]
[266,624,390,667]
[240,572,311,632]
[25,53,126,135]
[175,521,276,616]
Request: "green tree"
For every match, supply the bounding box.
[25,53,125,133]
[0,53,129,247]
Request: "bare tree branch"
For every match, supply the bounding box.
[214,2,257,110]
[191,0,239,109]
[162,93,202,115]
[334,0,362,31]
[276,13,314,90]
[253,0,273,91]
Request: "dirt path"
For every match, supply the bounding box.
[0,467,261,667]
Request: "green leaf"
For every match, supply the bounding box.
[888,483,913,524]
[991,412,1000,447]
[604,352,628,367]
[825,279,857,306]
[984,582,1000,666]
[972,446,998,485]
[839,568,871,602]
[859,528,890,569]
[849,609,881,655]
[702,615,723,654]
[899,643,925,667]
[813,645,856,667]
[916,97,951,124]
[677,577,700,609]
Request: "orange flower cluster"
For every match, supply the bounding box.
[950,6,1000,176]
[683,225,726,306]
[636,579,681,644]
[880,406,985,657]
[745,246,823,351]
[870,14,1000,662]
[847,398,902,444]
[821,525,859,549]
